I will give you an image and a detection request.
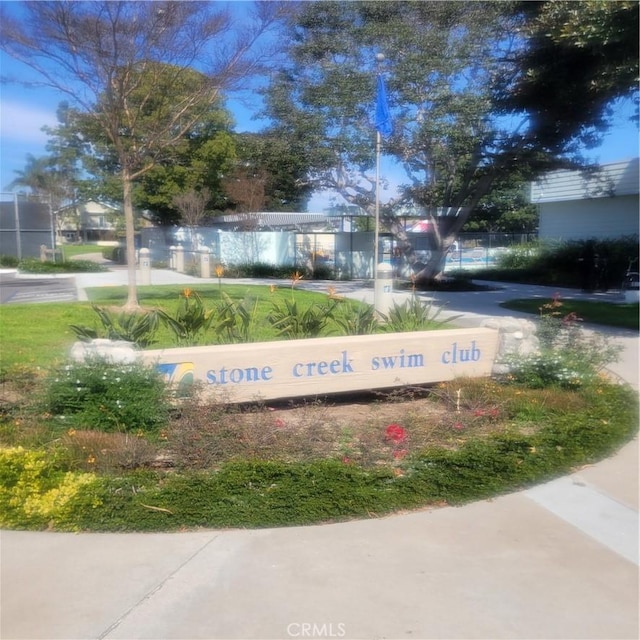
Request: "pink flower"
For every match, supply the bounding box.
[274,418,286,428]
[393,449,408,460]
[453,423,464,430]
[342,456,353,465]
[385,424,407,444]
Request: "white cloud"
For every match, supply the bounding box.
[0,100,57,144]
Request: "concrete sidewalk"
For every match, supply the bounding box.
[1,269,638,640]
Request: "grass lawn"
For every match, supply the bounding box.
[0,302,97,371]
[59,243,108,259]
[0,283,414,371]
[500,298,639,330]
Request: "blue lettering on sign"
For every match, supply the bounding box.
[292,350,355,377]
[371,349,425,370]
[206,365,273,385]
[441,341,481,364]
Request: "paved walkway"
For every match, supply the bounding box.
[1,268,638,640]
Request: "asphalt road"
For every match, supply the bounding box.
[0,272,77,304]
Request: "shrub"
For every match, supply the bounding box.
[61,430,158,472]
[268,298,339,338]
[332,300,379,335]
[159,289,213,345]
[0,446,102,530]
[493,236,639,289]
[382,296,452,332]
[0,254,20,268]
[503,295,622,389]
[70,304,164,348]
[18,258,107,273]
[211,292,258,343]
[101,245,126,264]
[44,359,171,433]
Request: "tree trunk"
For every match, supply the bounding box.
[383,206,473,284]
[122,167,139,311]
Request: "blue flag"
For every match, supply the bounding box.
[375,74,392,138]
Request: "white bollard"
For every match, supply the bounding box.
[200,247,211,279]
[169,246,176,270]
[139,247,151,285]
[374,262,394,318]
[175,245,185,273]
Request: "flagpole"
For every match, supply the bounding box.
[373,52,384,310]
[374,128,381,308]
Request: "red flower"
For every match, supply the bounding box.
[274,418,286,428]
[385,423,407,444]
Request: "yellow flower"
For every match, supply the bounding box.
[291,271,303,285]
[269,284,277,294]
[87,455,96,464]
[215,264,224,278]
[67,428,76,437]
[327,286,343,300]
[182,288,192,299]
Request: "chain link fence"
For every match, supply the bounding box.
[0,193,55,260]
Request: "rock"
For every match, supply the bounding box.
[69,339,140,364]
[481,317,540,374]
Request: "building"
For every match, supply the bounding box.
[530,158,639,241]
[56,200,153,242]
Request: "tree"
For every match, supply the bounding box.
[222,165,268,215]
[41,102,89,241]
[231,133,315,211]
[1,1,291,309]
[264,1,638,282]
[504,0,639,153]
[6,154,60,197]
[64,73,238,226]
[173,187,211,252]
[463,174,538,233]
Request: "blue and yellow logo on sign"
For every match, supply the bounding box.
[157,362,195,395]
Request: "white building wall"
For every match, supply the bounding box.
[531,159,639,202]
[538,195,639,240]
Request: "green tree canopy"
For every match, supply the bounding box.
[228,133,314,212]
[1,0,290,308]
[263,0,638,280]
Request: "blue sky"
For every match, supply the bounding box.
[1,15,638,212]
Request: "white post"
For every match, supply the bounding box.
[169,245,176,270]
[175,245,185,273]
[139,248,151,285]
[374,261,394,318]
[200,247,211,279]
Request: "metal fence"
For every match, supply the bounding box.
[0,193,55,260]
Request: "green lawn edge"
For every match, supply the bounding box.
[500,298,639,330]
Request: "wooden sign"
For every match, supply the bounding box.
[142,328,499,403]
